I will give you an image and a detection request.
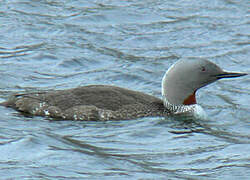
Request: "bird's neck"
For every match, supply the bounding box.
[162,71,197,106]
[162,85,197,114]
[162,87,197,106]
[162,95,197,114]
[183,91,197,105]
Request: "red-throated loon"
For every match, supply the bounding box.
[1,59,247,120]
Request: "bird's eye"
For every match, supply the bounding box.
[201,66,206,72]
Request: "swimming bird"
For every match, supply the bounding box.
[1,59,247,121]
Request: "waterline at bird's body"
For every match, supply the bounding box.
[1,59,247,121]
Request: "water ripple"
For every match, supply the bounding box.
[0,0,249,179]
[0,43,44,58]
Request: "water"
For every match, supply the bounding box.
[0,0,249,179]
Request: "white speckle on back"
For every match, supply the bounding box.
[39,102,46,108]
[44,110,50,116]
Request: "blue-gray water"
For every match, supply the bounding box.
[0,0,249,179]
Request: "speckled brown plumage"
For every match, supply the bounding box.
[2,85,169,120]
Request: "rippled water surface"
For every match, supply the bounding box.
[0,0,249,179]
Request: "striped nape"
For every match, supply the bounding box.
[162,96,196,114]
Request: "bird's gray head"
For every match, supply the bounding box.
[162,59,247,106]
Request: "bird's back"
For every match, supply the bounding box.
[2,85,166,120]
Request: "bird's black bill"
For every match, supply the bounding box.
[214,72,247,79]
